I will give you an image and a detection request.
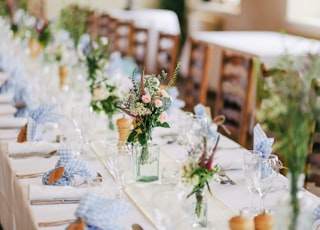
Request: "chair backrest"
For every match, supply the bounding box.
[86,10,98,37]
[214,50,254,146]
[131,27,149,72]
[155,32,180,83]
[97,13,111,38]
[183,38,212,112]
[114,20,135,57]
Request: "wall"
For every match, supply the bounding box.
[187,0,320,39]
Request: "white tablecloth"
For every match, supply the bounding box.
[181,31,320,91]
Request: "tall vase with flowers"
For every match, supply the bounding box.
[257,54,320,229]
[80,35,120,130]
[181,135,220,227]
[119,64,180,181]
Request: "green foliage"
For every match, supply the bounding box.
[58,4,89,47]
[257,53,320,229]
[37,23,51,47]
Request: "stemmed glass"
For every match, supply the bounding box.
[71,106,98,159]
[185,115,211,159]
[241,150,263,217]
[105,141,132,199]
[177,112,194,145]
[256,154,285,211]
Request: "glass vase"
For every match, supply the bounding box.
[192,189,208,228]
[274,173,313,230]
[133,142,159,182]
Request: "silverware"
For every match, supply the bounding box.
[16,172,44,179]
[38,219,75,227]
[218,168,236,185]
[10,150,57,159]
[31,199,80,205]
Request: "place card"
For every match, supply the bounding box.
[17,124,27,143]
[48,166,64,184]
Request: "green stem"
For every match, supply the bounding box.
[289,172,300,230]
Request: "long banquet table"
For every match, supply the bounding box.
[182,31,320,92]
[0,19,320,229]
[1,121,320,230]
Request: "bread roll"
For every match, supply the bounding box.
[229,215,254,230]
[254,213,274,230]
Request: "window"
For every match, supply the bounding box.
[287,0,320,26]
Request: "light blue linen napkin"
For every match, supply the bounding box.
[313,205,320,228]
[42,147,97,186]
[27,104,61,141]
[194,103,218,138]
[74,193,131,230]
[253,123,274,178]
[167,86,185,114]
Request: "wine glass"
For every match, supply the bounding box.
[241,150,262,217]
[71,106,98,159]
[105,141,132,199]
[185,115,211,159]
[177,111,194,145]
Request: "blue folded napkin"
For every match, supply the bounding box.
[253,124,274,159]
[42,148,97,186]
[27,104,61,141]
[253,123,274,178]
[194,103,218,138]
[313,205,320,228]
[167,86,185,114]
[74,193,131,230]
[0,66,26,94]
[12,82,33,117]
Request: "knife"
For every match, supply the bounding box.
[30,199,80,205]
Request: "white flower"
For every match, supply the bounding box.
[93,85,109,101]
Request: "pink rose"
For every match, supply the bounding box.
[158,112,168,123]
[142,94,151,103]
[160,89,170,98]
[154,99,163,108]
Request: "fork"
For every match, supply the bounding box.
[218,168,236,185]
[10,150,57,159]
[38,219,75,227]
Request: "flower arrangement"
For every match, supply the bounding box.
[80,35,121,128]
[256,54,320,229]
[118,64,180,159]
[181,135,220,219]
[58,4,89,47]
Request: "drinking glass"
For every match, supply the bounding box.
[105,141,132,199]
[177,112,194,145]
[241,150,262,217]
[71,106,98,159]
[185,115,212,159]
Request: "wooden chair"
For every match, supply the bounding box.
[105,16,119,53]
[155,32,180,83]
[85,10,98,37]
[97,13,111,38]
[214,50,254,146]
[114,20,135,57]
[131,27,149,72]
[181,38,212,112]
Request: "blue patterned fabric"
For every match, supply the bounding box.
[27,104,61,141]
[194,103,218,139]
[167,86,185,114]
[313,204,320,222]
[42,148,97,186]
[253,123,274,178]
[75,193,131,230]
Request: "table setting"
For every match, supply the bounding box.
[1,10,320,230]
